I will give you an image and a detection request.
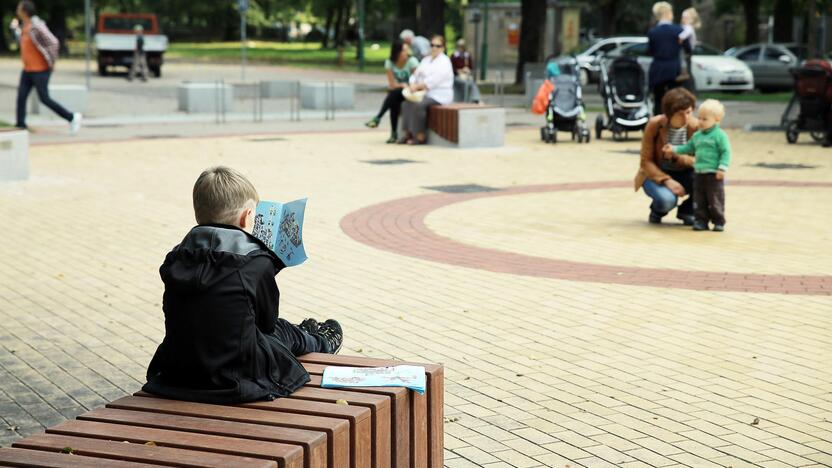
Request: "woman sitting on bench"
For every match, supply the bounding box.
[398,35,454,145]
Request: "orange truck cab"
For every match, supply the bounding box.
[94,13,168,77]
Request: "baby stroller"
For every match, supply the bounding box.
[782,59,832,144]
[595,56,650,141]
[539,58,591,144]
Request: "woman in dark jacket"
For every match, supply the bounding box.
[647,2,691,116]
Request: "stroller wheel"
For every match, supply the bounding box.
[786,122,799,144]
[811,131,826,143]
[595,114,604,139]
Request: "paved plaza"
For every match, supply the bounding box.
[1,124,831,467]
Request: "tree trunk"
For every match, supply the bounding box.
[333,2,345,46]
[598,0,619,36]
[47,1,69,56]
[419,0,445,38]
[807,0,818,58]
[515,0,547,84]
[322,6,335,48]
[772,0,793,43]
[741,0,760,45]
[396,0,419,36]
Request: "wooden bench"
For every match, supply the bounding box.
[1,354,443,468]
[427,103,505,148]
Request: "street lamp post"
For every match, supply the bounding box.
[240,0,248,81]
[479,0,489,81]
[84,0,91,89]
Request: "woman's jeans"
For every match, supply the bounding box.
[642,169,694,219]
[16,70,74,128]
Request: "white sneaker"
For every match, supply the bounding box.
[70,113,82,134]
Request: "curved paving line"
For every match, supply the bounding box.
[340,180,832,295]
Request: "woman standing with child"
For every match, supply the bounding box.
[647,2,691,116]
[365,40,420,143]
[676,7,701,90]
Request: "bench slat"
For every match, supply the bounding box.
[290,386,391,468]
[240,398,372,468]
[44,420,302,468]
[78,408,326,468]
[299,354,442,468]
[12,433,277,468]
[303,365,411,468]
[0,447,160,467]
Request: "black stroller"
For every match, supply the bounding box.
[782,59,832,144]
[540,57,591,144]
[595,56,651,141]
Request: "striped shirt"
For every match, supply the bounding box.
[662,126,688,171]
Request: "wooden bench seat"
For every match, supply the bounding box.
[5,355,443,468]
[427,103,505,149]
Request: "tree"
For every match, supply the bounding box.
[419,0,445,37]
[772,0,793,43]
[741,0,760,44]
[515,0,546,85]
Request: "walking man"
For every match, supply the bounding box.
[127,25,148,82]
[14,1,81,133]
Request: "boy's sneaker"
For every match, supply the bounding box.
[298,318,319,335]
[70,113,82,134]
[692,222,709,231]
[317,319,343,354]
[677,214,695,226]
[712,224,725,232]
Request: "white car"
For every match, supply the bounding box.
[575,36,647,85]
[607,42,754,92]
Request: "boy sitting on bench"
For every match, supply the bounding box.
[143,166,343,403]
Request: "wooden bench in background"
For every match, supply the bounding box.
[427,103,505,149]
[0,353,443,468]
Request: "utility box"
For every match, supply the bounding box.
[0,129,29,181]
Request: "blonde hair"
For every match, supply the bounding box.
[682,7,701,29]
[192,166,259,225]
[699,99,725,120]
[652,2,673,21]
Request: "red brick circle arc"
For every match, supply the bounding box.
[340,180,832,295]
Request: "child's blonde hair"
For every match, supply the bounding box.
[192,166,259,225]
[699,99,725,120]
[682,7,701,29]
[652,2,673,21]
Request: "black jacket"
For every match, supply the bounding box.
[143,225,310,404]
[647,22,691,87]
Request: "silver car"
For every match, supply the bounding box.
[575,36,647,85]
[724,43,807,90]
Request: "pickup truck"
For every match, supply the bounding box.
[95,13,168,77]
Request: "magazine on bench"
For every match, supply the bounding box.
[251,198,308,267]
[321,365,426,394]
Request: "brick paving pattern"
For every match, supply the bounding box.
[1,128,831,467]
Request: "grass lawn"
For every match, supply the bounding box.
[167,41,389,73]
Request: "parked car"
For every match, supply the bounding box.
[725,43,806,91]
[576,36,647,85]
[606,42,754,92]
[95,13,168,77]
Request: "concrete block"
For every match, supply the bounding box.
[429,107,505,148]
[260,80,299,98]
[29,84,87,118]
[177,82,233,113]
[300,82,354,110]
[0,129,29,181]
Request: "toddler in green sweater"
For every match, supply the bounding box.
[663,99,731,231]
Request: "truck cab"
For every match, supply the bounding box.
[95,13,168,77]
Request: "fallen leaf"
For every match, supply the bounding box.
[751,417,760,426]
[145,441,156,446]
[61,447,74,454]
[355,348,363,353]
[398,315,405,320]
[6,425,19,431]
[516,373,524,377]
[335,399,349,406]
[443,416,460,423]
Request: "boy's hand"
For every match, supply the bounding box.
[662,144,675,159]
[716,170,725,181]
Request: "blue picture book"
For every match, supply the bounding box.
[251,198,308,267]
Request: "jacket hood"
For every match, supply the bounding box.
[161,225,281,292]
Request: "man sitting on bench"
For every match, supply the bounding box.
[143,166,343,404]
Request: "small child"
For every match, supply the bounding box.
[663,99,731,231]
[676,7,700,83]
[143,166,343,404]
